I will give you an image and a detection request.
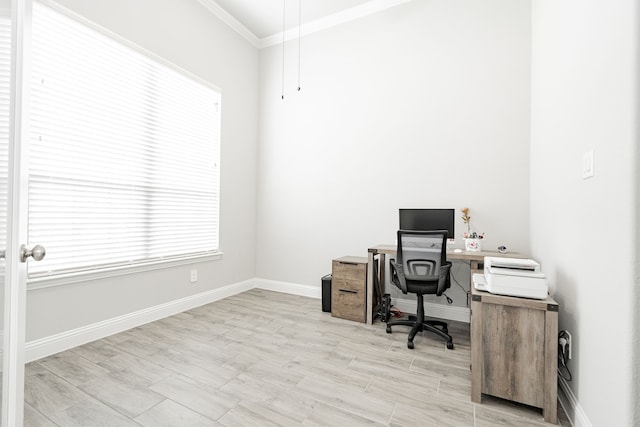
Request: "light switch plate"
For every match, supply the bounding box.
[582,150,594,179]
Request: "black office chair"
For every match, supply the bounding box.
[386,230,454,349]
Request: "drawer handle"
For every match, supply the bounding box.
[338,262,359,266]
[338,289,358,294]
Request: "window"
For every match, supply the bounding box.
[28,2,221,278]
[0,15,9,262]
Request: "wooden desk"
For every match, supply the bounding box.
[366,245,557,423]
[470,285,558,424]
[366,244,519,324]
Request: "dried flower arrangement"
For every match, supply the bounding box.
[461,207,484,239]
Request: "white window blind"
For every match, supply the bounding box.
[28,2,221,278]
[0,16,9,264]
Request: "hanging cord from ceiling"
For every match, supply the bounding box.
[297,0,301,92]
[281,0,302,99]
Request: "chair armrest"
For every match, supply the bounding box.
[389,260,408,294]
[436,261,452,296]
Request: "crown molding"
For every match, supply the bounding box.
[259,0,413,49]
[199,0,413,50]
[196,0,261,48]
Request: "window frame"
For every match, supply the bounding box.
[25,0,223,289]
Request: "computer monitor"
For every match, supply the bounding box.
[399,208,455,239]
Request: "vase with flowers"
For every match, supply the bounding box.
[461,207,484,252]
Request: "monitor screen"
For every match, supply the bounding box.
[399,208,455,238]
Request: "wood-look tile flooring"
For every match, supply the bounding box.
[24,289,570,426]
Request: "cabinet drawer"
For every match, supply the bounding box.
[332,260,366,287]
[331,275,364,293]
[331,287,365,323]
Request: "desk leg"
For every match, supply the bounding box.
[470,296,482,403]
[543,309,559,424]
[366,252,386,325]
[379,254,385,300]
[366,252,374,324]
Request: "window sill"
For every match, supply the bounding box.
[27,252,224,290]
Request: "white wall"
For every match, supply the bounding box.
[530,1,638,426]
[256,0,531,309]
[25,0,259,341]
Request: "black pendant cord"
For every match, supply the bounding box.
[281,0,285,100]
[297,0,301,91]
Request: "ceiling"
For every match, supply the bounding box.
[198,0,411,47]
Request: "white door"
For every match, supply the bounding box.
[2,0,41,425]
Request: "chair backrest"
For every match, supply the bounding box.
[397,229,448,279]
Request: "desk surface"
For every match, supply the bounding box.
[368,244,523,262]
[366,244,525,324]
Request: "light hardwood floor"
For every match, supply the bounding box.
[24,289,569,426]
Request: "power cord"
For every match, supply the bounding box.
[558,330,573,381]
[441,261,474,306]
[443,268,460,305]
[450,268,467,293]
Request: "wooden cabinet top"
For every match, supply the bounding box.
[333,256,368,265]
[471,285,558,311]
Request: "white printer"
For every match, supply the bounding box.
[478,257,549,299]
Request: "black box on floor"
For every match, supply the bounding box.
[321,274,332,312]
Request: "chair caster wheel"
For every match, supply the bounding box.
[407,341,414,349]
[386,326,392,334]
[446,341,454,350]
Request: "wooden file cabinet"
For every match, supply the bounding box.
[470,285,559,424]
[331,256,367,323]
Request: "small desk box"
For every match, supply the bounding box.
[331,256,368,323]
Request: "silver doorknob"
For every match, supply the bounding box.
[20,244,46,262]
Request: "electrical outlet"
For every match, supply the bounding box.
[559,330,572,360]
[190,269,198,283]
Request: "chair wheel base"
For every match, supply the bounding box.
[386,325,392,334]
[407,341,414,349]
[446,341,454,350]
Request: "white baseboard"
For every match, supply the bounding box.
[253,278,322,299]
[25,279,255,362]
[24,278,321,363]
[558,377,592,427]
[393,297,471,323]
